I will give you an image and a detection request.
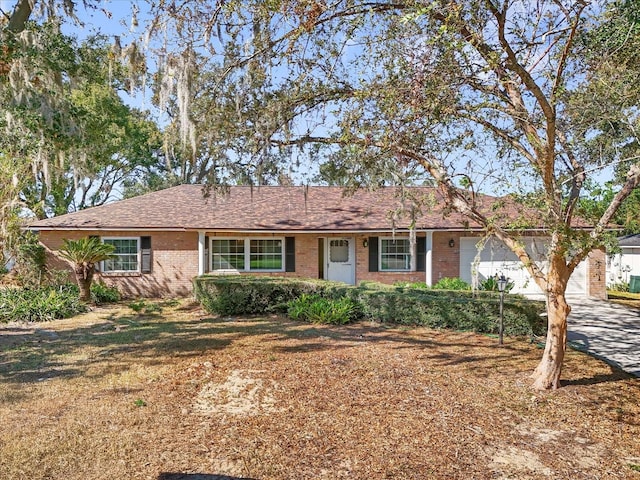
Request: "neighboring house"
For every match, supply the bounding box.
[607,234,640,287]
[27,185,607,298]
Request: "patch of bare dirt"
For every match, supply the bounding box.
[194,368,280,416]
[1,301,639,479]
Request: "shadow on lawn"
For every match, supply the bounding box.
[0,305,520,386]
[1,302,630,390]
[0,305,335,381]
[0,311,281,384]
[562,369,634,387]
[158,474,257,480]
[561,365,640,426]
[561,366,635,387]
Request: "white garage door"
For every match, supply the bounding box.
[459,237,587,296]
[608,247,640,285]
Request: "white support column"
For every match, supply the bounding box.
[425,230,433,287]
[198,231,206,276]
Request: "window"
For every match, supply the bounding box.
[250,239,283,270]
[210,238,284,272]
[212,239,245,270]
[380,238,411,271]
[102,238,139,272]
[329,239,349,263]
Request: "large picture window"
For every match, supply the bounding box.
[210,238,284,272]
[211,239,245,270]
[250,239,283,270]
[102,238,139,272]
[380,238,411,271]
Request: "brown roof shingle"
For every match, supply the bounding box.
[29,185,488,232]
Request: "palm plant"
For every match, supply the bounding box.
[58,237,115,302]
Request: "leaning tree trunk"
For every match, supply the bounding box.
[531,260,572,390]
[74,262,94,303]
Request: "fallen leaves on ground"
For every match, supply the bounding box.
[1,301,639,479]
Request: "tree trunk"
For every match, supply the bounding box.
[74,264,94,303]
[531,265,572,390]
[7,0,33,34]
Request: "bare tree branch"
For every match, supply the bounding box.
[551,4,586,103]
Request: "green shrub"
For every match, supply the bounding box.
[90,282,121,303]
[394,281,429,289]
[286,293,314,321]
[287,294,359,325]
[193,276,545,337]
[44,269,73,288]
[0,285,87,323]
[432,277,472,290]
[352,285,545,336]
[13,232,47,287]
[129,299,162,315]
[193,276,345,316]
[479,276,514,292]
[61,282,121,304]
[608,281,629,292]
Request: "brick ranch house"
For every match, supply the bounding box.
[27,185,606,299]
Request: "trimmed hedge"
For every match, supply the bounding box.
[193,275,347,316]
[347,287,545,335]
[194,276,546,336]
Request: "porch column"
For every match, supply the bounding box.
[425,230,434,287]
[198,231,206,276]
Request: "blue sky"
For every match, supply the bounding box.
[0,0,619,193]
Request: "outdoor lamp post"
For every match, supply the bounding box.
[497,275,508,345]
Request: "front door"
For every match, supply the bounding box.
[326,238,355,284]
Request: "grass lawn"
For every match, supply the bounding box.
[608,291,640,311]
[1,299,639,479]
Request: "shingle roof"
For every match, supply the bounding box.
[29,185,493,232]
[619,234,640,247]
[30,184,583,232]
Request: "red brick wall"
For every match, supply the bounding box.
[38,230,76,284]
[432,232,464,284]
[37,230,608,299]
[38,230,198,298]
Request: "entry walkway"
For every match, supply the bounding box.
[566,297,640,377]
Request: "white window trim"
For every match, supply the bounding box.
[209,237,285,273]
[101,237,141,273]
[379,236,413,272]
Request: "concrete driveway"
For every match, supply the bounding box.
[566,297,640,377]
